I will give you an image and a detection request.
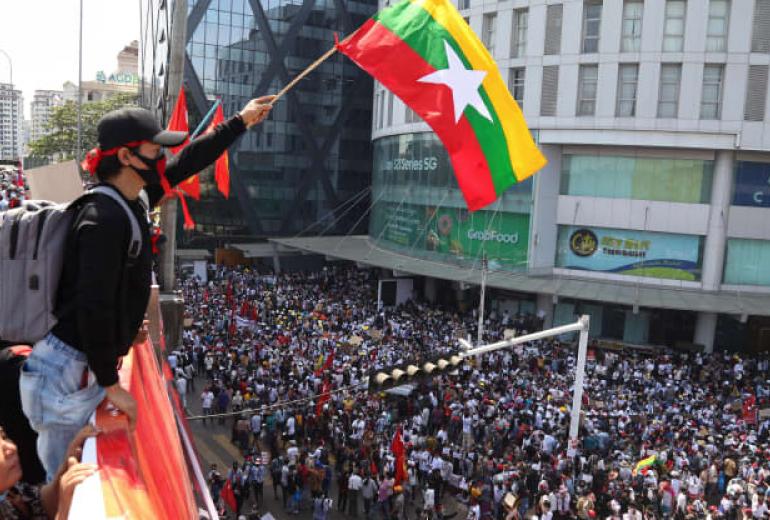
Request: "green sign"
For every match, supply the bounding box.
[371,202,530,269]
[96,70,140,85]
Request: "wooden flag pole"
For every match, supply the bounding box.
[269,45,338,105]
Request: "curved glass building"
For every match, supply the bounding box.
[281,0,770,353]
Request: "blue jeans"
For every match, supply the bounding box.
[19,333,106,482]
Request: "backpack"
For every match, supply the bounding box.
[0,186,142,344]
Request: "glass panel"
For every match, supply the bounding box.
[724,239,770,286]
[561,154,713,203]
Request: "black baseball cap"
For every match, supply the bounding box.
[97,107,188,150]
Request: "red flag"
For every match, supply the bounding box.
[316,379,331,417]
[229,305,237,337]
[16,160,24,189]
[167,87,190,154]
[173,190,196,229]
[220,478,237,511]
[391,428,407,485]
[314,349,335,376]
[167,88,200,200]
[206,104,230,198]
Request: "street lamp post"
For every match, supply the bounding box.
[0,49,12,87]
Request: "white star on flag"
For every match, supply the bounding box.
[418,40,493,124]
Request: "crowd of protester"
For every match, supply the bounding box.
[0,167,26,210]
[175,264,770,520]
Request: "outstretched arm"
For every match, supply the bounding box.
[146,95,275,207]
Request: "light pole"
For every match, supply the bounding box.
[0,49,12,87]
[77,0,83,165]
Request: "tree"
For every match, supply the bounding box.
[28,93,138,161]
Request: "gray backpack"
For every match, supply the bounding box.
[0,186,142,344]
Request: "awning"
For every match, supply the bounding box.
[230,242,302,258]
[269,235,770,317]
[176,248,212,261]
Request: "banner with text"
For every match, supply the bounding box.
[556,226,702,281]
[371,202,530,269]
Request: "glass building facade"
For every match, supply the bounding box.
[369,132,533,271]
[180,0,376,245]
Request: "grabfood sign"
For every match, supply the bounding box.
[426,208,529,268]
[466,229,519,244]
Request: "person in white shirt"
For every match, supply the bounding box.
[201,389,214,425]
[348,471,363,517]
[286,440,299,465]
[175,375,188,408]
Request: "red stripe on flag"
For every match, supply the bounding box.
[338,19,497,210]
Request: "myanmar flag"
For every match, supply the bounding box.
[337,0,546,211]
[632,455,657,476]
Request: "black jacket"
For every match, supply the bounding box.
[52,115,247,386]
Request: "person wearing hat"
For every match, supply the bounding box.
[18,96,274,482]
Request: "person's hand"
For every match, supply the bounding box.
[133,319,150,345]
[239,96,276,128]
[55,457,98,520]
[105,384,138,431]
[65,425,98,464]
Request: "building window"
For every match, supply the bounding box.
[544,4,563,55]
[616,63,639,117]
[508,67,526,109]
[387,92,394,126]
[378,91,386,129]
[405,105,419,124]
[510,9,528,58]
[540,66,559,116]
[577,65,599,116]
[700,64,724,119]
[657,63,682,118]
[706,0,729,52]
[621,0,643,52]
[751,0,770,53]
[582,1,602,54]
[482,13,497,56]
[744,65,768,121]
[663,0,686,52]
[457,0,470,10]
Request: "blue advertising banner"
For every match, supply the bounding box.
[734,162,770,207]
[556,226,702,281]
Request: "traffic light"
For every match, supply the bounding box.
[367,352,464,393]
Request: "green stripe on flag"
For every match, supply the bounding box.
[375,1,517,195]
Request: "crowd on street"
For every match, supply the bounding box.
[0,166,25,210]
[174,265,770,520]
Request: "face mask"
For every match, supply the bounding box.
[131,150,167,186]
[0,491,6,502]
